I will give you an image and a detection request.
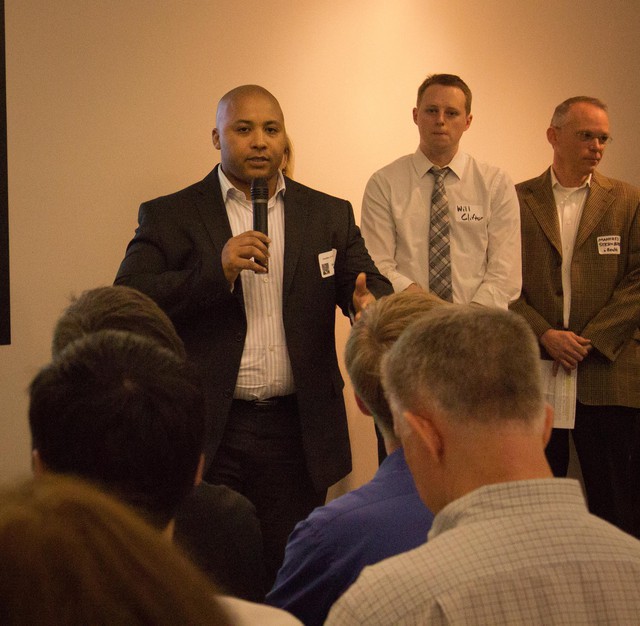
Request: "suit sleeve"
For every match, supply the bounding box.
[509,296,555,339]
[115,199,236,322]
[334,199,393,318]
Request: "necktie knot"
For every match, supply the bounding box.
[430,166,450,182]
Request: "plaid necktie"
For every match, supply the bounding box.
[429,166,452,301]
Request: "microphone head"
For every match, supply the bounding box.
[251,178,269,201]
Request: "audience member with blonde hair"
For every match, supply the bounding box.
[268,291,444,625]
[328,306,640,625]
[0,475,301,625]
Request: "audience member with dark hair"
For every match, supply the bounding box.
[0,474,301,625]
[30,329,206,531]
[267,291,444,625]
[328,306,640,624]
[52,285,187,358]
[51,286,266,599]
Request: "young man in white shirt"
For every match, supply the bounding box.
[361,73,521,308]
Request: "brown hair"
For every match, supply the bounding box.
[52,285,186,359]
[417,74,472,114]
[0,475,229,625]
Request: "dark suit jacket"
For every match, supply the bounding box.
[115,166,392,490]
[510,169,640,408]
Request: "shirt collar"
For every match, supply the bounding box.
[412,147,467,180]
[550,167,591,191]
[217,166,286,203]
[428,478,586,540]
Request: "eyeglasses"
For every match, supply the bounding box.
[574,130,612,145]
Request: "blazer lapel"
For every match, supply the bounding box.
[522,169,563,256]
[574,172,615,251]
[282,179,308,299]
[194,165,244,299]
[195,165,234,252]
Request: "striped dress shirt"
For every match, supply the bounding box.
[219,169,295,400]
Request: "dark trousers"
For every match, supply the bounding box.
[545,401,640,538]
[205,396,326,589]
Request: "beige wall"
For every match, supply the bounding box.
[2,1,639,492]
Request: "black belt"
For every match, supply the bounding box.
[232,395,297,411]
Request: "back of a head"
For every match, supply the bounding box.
[0,475,229,626]
[382,305,544,425]
[51,285,186,359]
[29,330,205,529]
[345,291,447,436]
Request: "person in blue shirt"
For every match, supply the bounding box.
[266,290,446,625]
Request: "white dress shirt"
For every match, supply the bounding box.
[218,169,295,400]
[361,149,521,308]
[550,168,590,328]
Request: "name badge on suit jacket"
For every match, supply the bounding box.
[597,235,621,255]
[318,248,337,277]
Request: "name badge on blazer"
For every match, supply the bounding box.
[597,236,621,255]
[318,248,337,278]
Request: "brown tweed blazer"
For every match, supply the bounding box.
[510,168,640,408]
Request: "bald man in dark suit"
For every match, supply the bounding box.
[115,85,392,582]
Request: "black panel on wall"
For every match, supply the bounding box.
[0,0,9,345]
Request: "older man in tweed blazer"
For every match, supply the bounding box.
[511,96,640,538]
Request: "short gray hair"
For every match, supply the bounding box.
[382,306,544,425]
[550,96,607,127]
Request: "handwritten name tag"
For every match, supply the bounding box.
[597,236,621,255]
[454,204,484,223]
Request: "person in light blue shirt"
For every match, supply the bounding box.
[266,291,446,626]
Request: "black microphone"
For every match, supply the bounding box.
[251,177,268,236]
[251,177,269,270]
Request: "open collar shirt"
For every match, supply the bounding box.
[550,168,591,327]
[219,169,295,400]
